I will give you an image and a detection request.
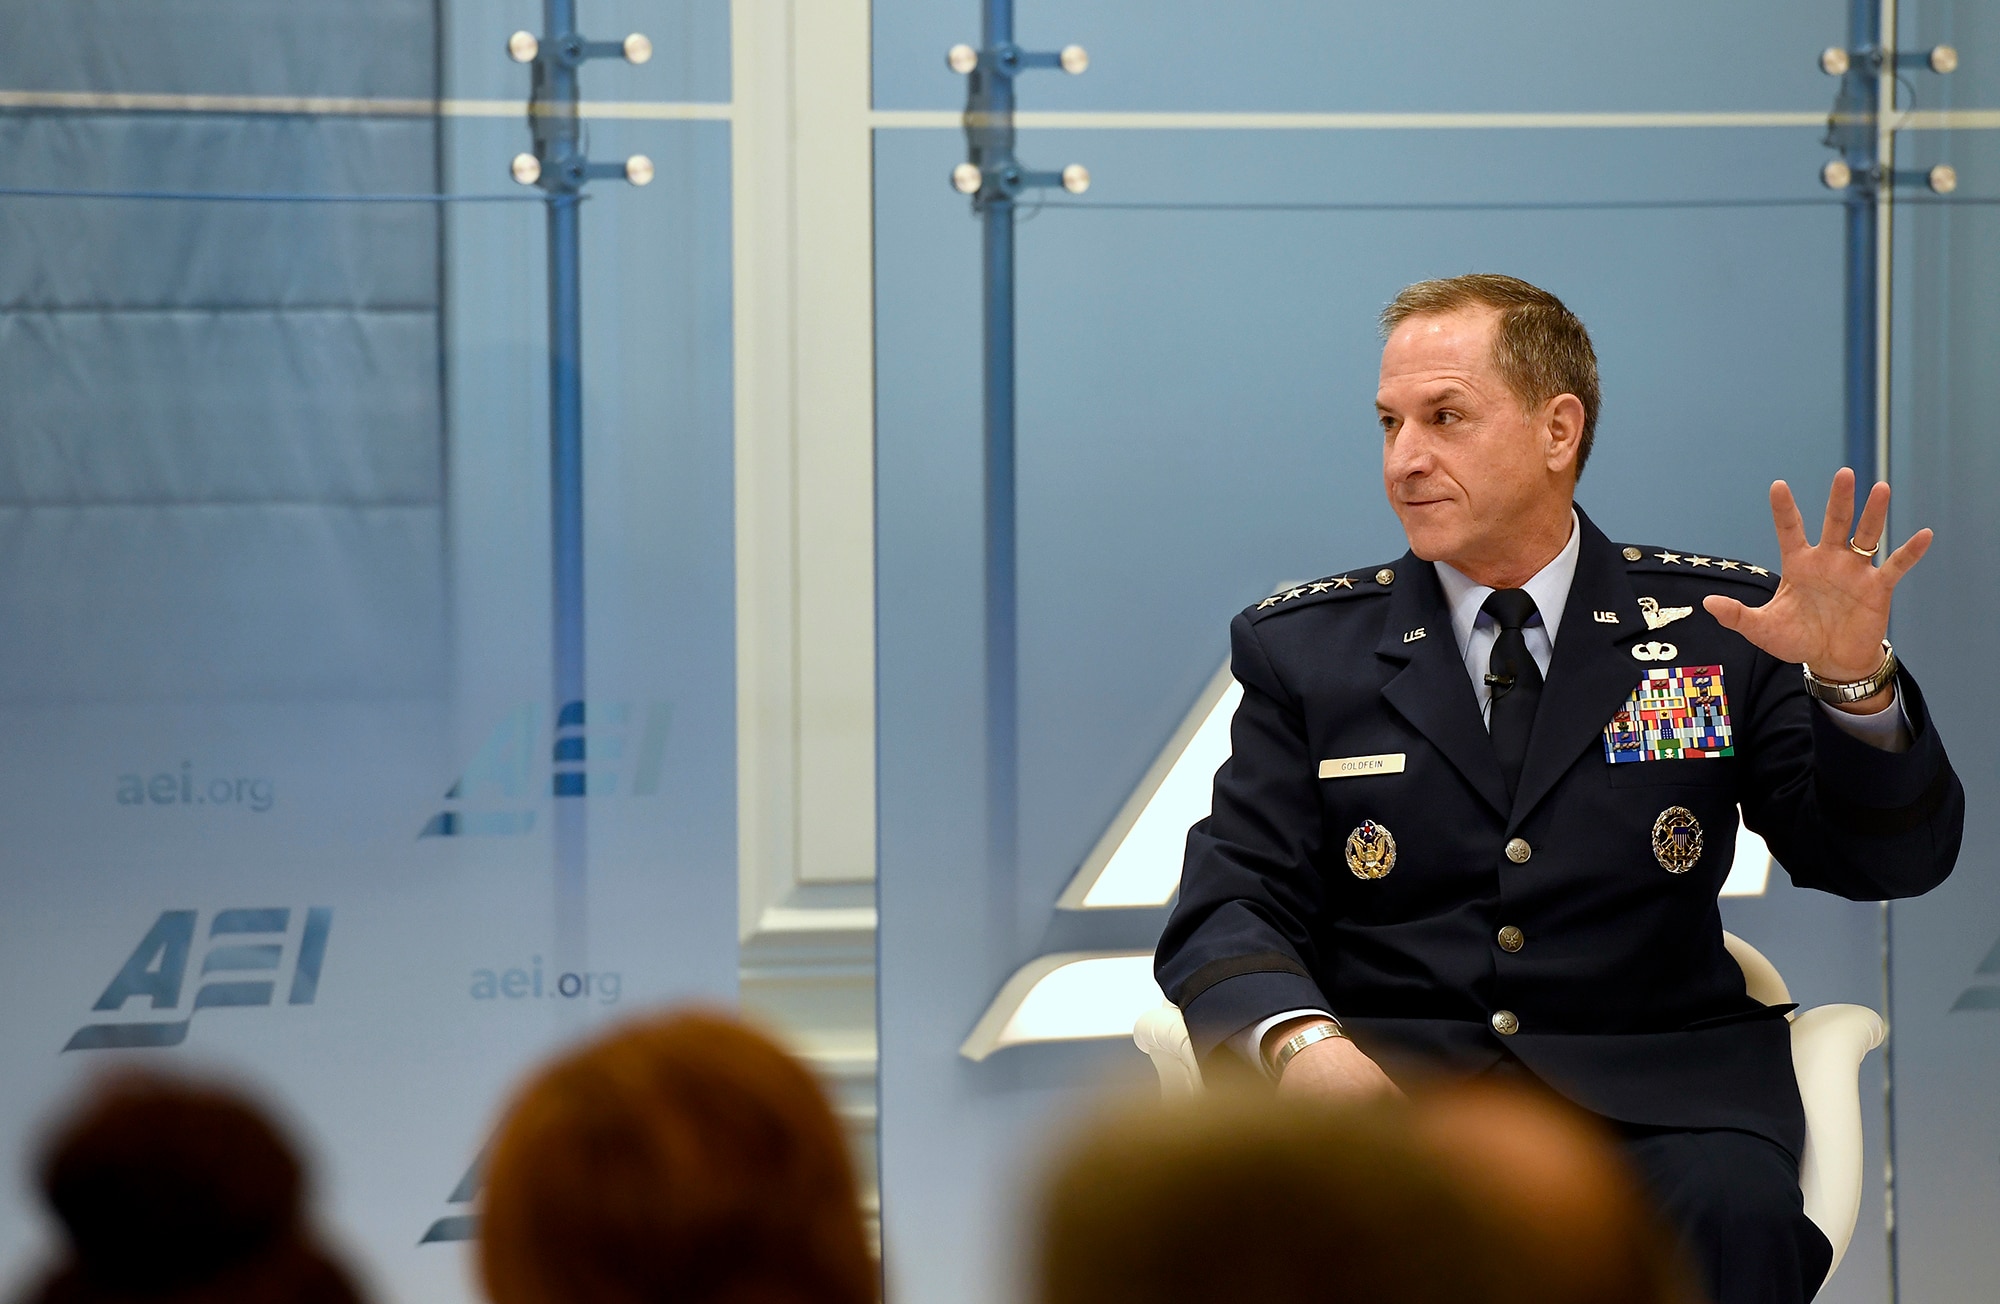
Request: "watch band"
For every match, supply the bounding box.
[1269,1019,1347,1077]
[1802,640,1898,705]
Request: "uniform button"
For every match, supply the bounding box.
[1497,925,1525,953]
[1490,1009,1520,1036]
[1504,837,1532,863]
[1375,568,1395,586]
[1622,546,1643,561]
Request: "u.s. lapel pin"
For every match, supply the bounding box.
[1402,627,1426,643]
[1592,610,1620,624]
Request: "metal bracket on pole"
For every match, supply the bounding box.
[505,11,654,975]
[507,26,658,193]
[947,39,1092,207]
[944,5,1089,942]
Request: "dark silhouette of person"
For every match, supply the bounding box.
[19,1072,366,1304]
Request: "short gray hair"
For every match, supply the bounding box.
[1381,274,1602,476]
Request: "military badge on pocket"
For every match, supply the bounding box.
[1345,820,1396,880]
[1651,806,1704,873]
[1604,665,1734,764]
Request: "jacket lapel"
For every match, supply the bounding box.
[1377,556,1510,819]
[1507,510,1649,830]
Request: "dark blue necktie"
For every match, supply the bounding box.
[1482,588,1543,801]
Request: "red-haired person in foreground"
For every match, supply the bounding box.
[480,1011,874,1304]
[19,1073,366,1304]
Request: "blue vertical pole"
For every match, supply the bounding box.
[1841,0,1881,482]
[549,190,587,972]
[543,0,588,973]
[979,0,1019,937]
[983,199,1017,928]
[1843,197,1874,479]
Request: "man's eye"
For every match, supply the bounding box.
[1435,410,1460,426]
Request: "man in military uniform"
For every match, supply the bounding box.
[1155,274,1962,1304]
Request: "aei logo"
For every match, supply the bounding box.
[419,1151,483,1244]
[65,908,333,1051]
[419,701,671,838]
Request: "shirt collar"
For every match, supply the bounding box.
[1433,509,1582,653]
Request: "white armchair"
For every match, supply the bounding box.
[1132,931,1885,1289]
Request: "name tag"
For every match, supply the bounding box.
[1319,753,1406,779]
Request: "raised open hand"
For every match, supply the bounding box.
[1702,469,1931,691]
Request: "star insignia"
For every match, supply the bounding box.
[1655,552,1683,564]
[1687,556,1714,567]
[1282,587,1307,601]
[1747,565,1770,577]
[1716,559,1741,570]
[1256,596,1280,609]
[1308,581,1333,593]
[1331,575,1355,589]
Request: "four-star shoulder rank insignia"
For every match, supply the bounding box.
[1632,548,1772,578]
[1249,567,1387,617]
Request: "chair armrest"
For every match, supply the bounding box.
[1723,930,1794,1008]
[1790,1003,1887,1282]
[1134,1004,1205,1097]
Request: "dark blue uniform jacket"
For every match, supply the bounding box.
[1156,509,1963,1158]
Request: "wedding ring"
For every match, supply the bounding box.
[1847,537,1879,558]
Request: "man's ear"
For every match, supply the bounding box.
[1542,394,1586,477]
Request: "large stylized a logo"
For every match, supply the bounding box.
[65,908,332,1051]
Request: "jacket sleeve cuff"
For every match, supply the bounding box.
[1180,969,1333,1061]
[1811,666,1946,818]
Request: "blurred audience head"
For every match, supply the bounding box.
[22,1072,364,1304]
[1413,1083,1698,1304]
[1034,1094,1488,1304]
[479,1009,874,1304]
[1033,1084,1696,1304]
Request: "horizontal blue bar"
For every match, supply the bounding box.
[212,908,289,935]
[63,1020,189,1051]
[419,1215,480,1244]
[202,944,282,974]
[193,981,274,1009]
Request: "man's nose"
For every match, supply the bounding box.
[1385,432,1433,481]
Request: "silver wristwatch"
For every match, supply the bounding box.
[1802,639,1898,705]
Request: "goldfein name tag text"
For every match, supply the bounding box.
[1318,753,1407,779]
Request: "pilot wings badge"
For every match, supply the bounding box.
[1344,820,1397,881]
[1640,596,1694,630]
